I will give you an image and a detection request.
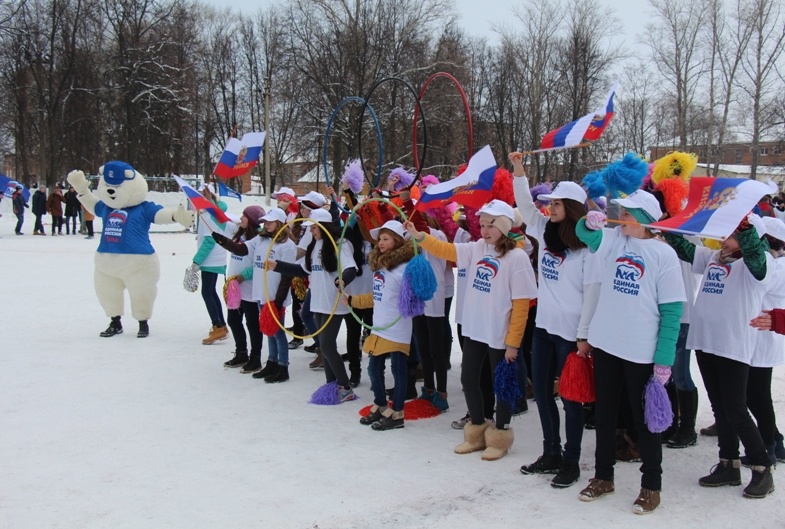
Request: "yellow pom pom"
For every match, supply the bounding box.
[651,151,698,185]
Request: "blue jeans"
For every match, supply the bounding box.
[672,323,696,391]
[15,213,24,233]
[267,327,289,365]
[531,327,585,463]
[301,290,320,346]
[200,271,225,327]
[368,352,408,411]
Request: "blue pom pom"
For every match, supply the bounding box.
[403,253,437,301]
[604,152,648,198]
[493,360,521,410]
[398,274,425,317]
[581,169,607,200]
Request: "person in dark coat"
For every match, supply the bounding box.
[12,186,28,235]
[64,185,81,234]
[46,186,65,235]
[32,186,47,235]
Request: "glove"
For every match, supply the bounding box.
[740,213,766,237]
[653,364,671,385]
[211,232,228,245]
[173,204,194,228]
[585,210,607,231]
[67,170,89,195]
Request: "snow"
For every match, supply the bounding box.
[1,195,784,528]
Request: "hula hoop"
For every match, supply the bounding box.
[357,77,428,190]
[262,217,341,340]
[412,72,474,170]
[323,96,384,190]
[337,197,422,331]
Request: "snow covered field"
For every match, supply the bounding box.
[1,194,783,528]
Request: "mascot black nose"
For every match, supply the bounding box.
[107,188,115,195]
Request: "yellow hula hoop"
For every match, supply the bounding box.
[262,216,341,340]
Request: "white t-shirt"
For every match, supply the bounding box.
[247,236,297,305]
[453,227,472,325]
[226,235,254,301]
[454,240,538,350]
[423,229,448,318]
[588,228,687,364]
[297,229,313,251]
[687,246,771,364]
[444,262,455,299]
[300,238,356,315]
[344,240,373,296]
[526,215,592,342]
[368,264,412,344]
[752,257,785,367]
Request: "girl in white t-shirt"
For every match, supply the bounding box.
[575,190,686,514]
[406,200,538,461]
[510,152,594,488]
[346,220,417,430]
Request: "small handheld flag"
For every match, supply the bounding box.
[213,132,266,179]
[217,181,242,201]
[174,176,232,225]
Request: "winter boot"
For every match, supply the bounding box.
[699,459,742,487]
[371,409,405,431]
[265,365,289,383]
[309,351,324,369]
[660,383,679,444]
[700,422,718,436]
[743,465,775,499]
[100,316,123,337]
[241,355,263,374]
[349,369,361,388]
[223,350,249,368]
[481,425,514,461]
[202,325,228,345]
[431,392,449,413]
[667,389,698,449]
[253,360,278,379]
[632,488,661,514]
[551,461,581,488]
[520,454,563,475]
[454,420,491,454]
[578,478,615,501]
[360,405,387,426]
[406,367,418,400]
[137,320,149,338]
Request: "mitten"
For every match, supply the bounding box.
[173,205,194,228]
[585,210,607,231]
[67,170,89,195]
[653,364,671,385]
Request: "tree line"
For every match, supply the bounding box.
[0,0,783,189]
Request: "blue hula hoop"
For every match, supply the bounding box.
[323,96,384,189]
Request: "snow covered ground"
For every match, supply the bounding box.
[1,195,783,529]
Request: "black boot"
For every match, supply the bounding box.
[224,349,249,368]
[660,382,679,444]
[100,316,123,337]
[743,466,775,498]
[667,389,698,448]
[137,320,149,338]
[253,360,278,379]
[349,369,361,388]
[241,354,262,374]
[406,367,417,400]
[265,365,289,383]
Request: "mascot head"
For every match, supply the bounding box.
[97,160,148,208]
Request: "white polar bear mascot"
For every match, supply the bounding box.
[68,161,194,338]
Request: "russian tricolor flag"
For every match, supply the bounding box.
[415,145,497,211]
[174,176,232,225]
[539,80,618,152]
[650,177,776,239]
[213,132,266,179]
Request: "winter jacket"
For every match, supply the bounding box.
[82,204,95,221]
[12,191,27,215]
[47,192,65,216]
[32,190,47,215]
[64,190,80,216]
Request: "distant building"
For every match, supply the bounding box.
[649,140,785,167]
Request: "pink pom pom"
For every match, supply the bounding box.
[421,174,440,188]
[225,278,241,310]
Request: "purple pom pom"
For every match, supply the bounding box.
[389,167,415,191]
[309,381,341,405]
[398,275,425,317]
[342,159,365,194]
[493,360,521,410]
[644,376,674,433]
[530,183,552,205]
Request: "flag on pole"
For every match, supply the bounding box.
[650,177,776,239]
[174,176,232,224]
[0,174,30,202]
[217,181,242,201]
[415,145,497,211]
[538,80,618,153]
[213,132,266,179]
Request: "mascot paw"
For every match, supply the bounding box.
[67,170,89,194]
[173,205,194,228]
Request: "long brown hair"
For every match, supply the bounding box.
[495,234,517,258]
[543,199,587,252]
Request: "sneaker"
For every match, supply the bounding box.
[304,343,319,353]
[743,466,775,499]
[632,488,660,514]
[360,406,386,426]
[288,338,303,350]
[223,351,249,368]
[431,392,449,413]
[308,351,324,369]
[136,321,149,338]
[202,325,228,345]
[699,459,742,487]
[252,361,278,379]
[578,479,615,502]
[551,461,581,488]
[666,427,697,449]
[700,422,718,436]
[371,410,404,431]
[451,412,471,430]
[85,235,94,239]
[339,387,357,402]
[265,365,289,383]
[240,358,262,374]
[520,454,563,475]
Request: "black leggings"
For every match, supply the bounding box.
[462,337,509,429]
[747,366,778,450]
[413,315,448,393]
[226,300,262,359]
[313,312,349,388]
[457,324,493,420]
[345,307,372,374]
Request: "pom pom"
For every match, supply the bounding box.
[421,174,440,188]
[397,274,425,317]
[651,151,698,185]
[559,352,595,403]
[359,400,440,420]
[464,205,482,241]
[309,382,341,405]
[403,253,437,301]
[291,277,308,301]
[581,170,607,200]
[224,278,242,310]
[644,376,674,433]
[604,152,649,198]
[430,205,460,241]
[259,302,284,337]
[341,159,365,194]
[389,167,414,191]
[493,360,521,410]
[656,178,689,216]
[530,183,553,205]
[491,167,515,206]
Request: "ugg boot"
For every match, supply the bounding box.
[482,425,514,461]
[454,420,491,454]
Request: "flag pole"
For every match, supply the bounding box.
[604,218,726,240]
